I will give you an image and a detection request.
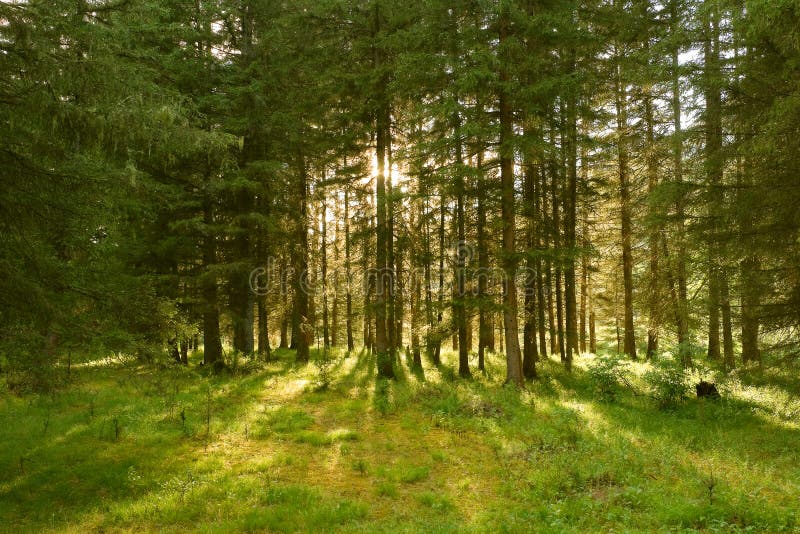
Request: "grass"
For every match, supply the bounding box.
[1,346,799,532]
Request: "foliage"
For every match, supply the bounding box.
[643,358,692,409]
[587,354,628,402]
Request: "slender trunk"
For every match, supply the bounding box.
[331,214,339,348]
[615,52,637,359]
[258,295,270,360]
[670,0,690,365]
[321,196,330,347]
[477,149,490,371]
[454,113,470,378]
[280,260,289,349]
[202,192,223,367]
[704,3,730,364]
[345,188,355,352]
[292,152,311,363]
[387,139,396,355]
[564,90,578,371]
[522,158,538,379]
[363,211,374,352]
[498,7,523,386]
[550,144,566,363]
[588,270,597,354]
[537,165,548,356]
[375,104,393,377]
[644,73,660,360]
[579,162,589,354]
[434,184,445,365]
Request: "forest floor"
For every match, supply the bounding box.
[1,347,799,533]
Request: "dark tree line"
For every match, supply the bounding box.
[2,0,800,389]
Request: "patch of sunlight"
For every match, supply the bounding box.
[561,399,607,436]
[725,379,800,428]
[273,378,311,400]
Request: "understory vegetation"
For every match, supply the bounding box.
[2,349,798,533]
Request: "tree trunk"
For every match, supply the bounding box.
[498,6,523,386]
[321,196,330,348]
[564,88,578,371]
[615,51,637,359]
[477,149,490,372]
[202,192,223,368]
[644,70,660,360]
[292,152,311,363]
[670,0,690,366]
[454,113,470,378]
[345,188,355,352]
[373,13,394,377]
[522,157,539,379]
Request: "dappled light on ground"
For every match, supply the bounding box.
[1,348,799,532]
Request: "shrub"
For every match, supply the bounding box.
[314,352,335,391]
[644,358,691,408]
[587,354,627,401]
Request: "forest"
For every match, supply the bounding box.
[1,0,800,532]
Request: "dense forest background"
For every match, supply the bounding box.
[2,0,800,388]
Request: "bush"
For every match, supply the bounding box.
[644,359,691,408]
[314,352,335,391]
[587,354,627,401]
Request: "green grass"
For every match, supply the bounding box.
[1,347,799,532]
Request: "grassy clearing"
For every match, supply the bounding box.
[1,347,799,533]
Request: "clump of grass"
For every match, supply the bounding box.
[351,459,368,475]
[376,481,398,497]
[268,408,314,433]
[415,491,454,512]
[398,465,430,484]
[240,484,367,533]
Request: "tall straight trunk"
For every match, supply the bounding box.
[256,236,271,359]
[703,6,733,363]
[614,53,637,359]
[721,276,735,368]
[411,266,423,368]
[522,158,538,379]
[344,188,355,352]
[454,113,470,377]
[321,197,330,347]
[588,270,597,354]
[564,90,578,371]
[579,155,589,354]
[644,72,660,360]
[387,141,397,354]
[331,214,339,348]
[670,0,690,365]
[704,4,734,366]
[498,6,523,386]
[537,165,549,356]
[375,106,393,377]
[202,193,223,367]
[363,212,374,352]
[433,184,445,365]
[477,148,490,371]
[230,195,254,355]
[257,295,270,360]
[373,1,393,377]
[232,3,255,356]
[280,257,289,348]
[421,185,438,364]
[740,256,761,364]
[292,152,311,363]
[550,146,566,363]
[394,219,404,352]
